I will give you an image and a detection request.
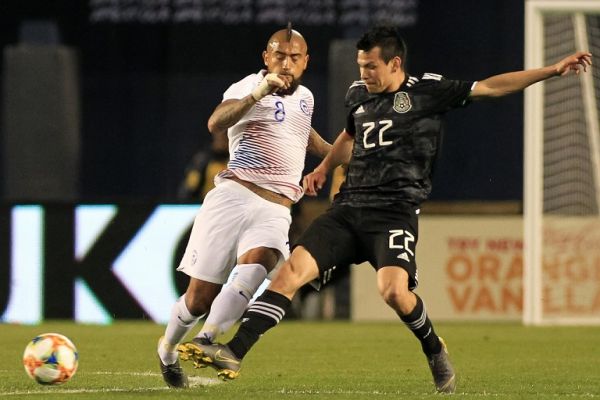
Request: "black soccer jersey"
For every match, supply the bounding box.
[334,73,475,208]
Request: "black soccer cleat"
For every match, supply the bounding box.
[178,338,241,380]
[158,337,188,388]
[158,357,189,388]
[427,337,456,393]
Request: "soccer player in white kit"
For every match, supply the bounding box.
[157,26,331,388]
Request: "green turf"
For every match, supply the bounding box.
[1,321,599,399]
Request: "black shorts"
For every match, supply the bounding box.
[295,204,419,290]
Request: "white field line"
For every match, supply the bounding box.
[86,371,222,386]
[2,372,597,398]
[277,389,599,397]
[0,387,170,396]
[2,387,598,397]
[0,370,222,396]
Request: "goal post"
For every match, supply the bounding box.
[524,0,600,325]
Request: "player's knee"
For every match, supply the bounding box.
[185,279,222,316]
[269,261,302,296]
[380,287,399,307]
[238,247,280,272]
[289,249,319,283]
[380,286,410,310]
[287,257,307,285]
[184,291,214,316]
[270,248,318,296]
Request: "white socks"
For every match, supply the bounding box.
[158,264,268,364]
[158,295,202,365]
[197,263,268,343]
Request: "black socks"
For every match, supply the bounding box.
[227,289,291,359]
[400,294,442,356]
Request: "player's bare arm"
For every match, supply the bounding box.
[470,51,592,99]
[207,73,291,134]
[303,130,353,196]
[207,97,256,134]
[307,128,332,159]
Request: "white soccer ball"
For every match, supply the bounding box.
[22,333,79,385]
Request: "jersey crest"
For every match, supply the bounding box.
[393,91,412,113]
[300,99,310,115]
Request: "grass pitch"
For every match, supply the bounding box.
[0,321,599,399]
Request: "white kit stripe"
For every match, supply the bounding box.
[250,302,285,320]
[422,72,443,81]
[248,307,284,322]
[405,303,428,330]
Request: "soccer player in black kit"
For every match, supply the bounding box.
[177,26,592,393]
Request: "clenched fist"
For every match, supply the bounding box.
[251,73,292,101]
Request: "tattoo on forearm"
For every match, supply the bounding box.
[213,96,255,131]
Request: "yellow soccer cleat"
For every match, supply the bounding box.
[178,339,241,381]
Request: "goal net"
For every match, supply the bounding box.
[524,0,600,325]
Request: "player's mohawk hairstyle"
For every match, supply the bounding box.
[286,21,293,41]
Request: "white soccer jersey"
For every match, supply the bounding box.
[215,70,314,203]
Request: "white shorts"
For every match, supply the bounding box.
[177,179,292,284]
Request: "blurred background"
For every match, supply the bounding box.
[0,0,525,203]
[11,0,586,325]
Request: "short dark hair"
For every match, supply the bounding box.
[356,26,407,65]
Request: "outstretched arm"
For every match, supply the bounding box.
[207,73,291,134]
[470,51,592,99]
[303,130,354,196]
[307,128,332,159]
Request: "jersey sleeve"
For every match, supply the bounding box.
[344,81,371,108]
[420,73,475,112]
[344,81,370,136]
[345,112,356,136]
[222,74,256,101]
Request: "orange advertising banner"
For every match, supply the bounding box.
[351,216,600,321]
[541,217,600,318]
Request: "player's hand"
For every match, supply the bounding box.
[555,51,592,76]
[303,169,328,196]
[251,73,292,101]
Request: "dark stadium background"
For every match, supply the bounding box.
[0,0,524,203]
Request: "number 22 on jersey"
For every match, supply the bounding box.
[362,120,393,148]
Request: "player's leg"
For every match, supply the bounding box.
[176,247,319,380]
[376,267,446,376]
[184,206,356,380]
[195,248,278,343]
[225,206,357,361]
[230,246,320,351]
[158,182,241,387]
[377,268,455,393]
[193,246,321,379]
[368,207,455,393]
[158,278,220,388]
[193,196,292,343]
[376,267,442,354]
[229,244,320,355]
[161,279,221,359]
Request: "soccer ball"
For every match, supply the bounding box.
[22,333,79,385]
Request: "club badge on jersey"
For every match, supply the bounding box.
[393,92,412,113]
[299,99,310,115]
